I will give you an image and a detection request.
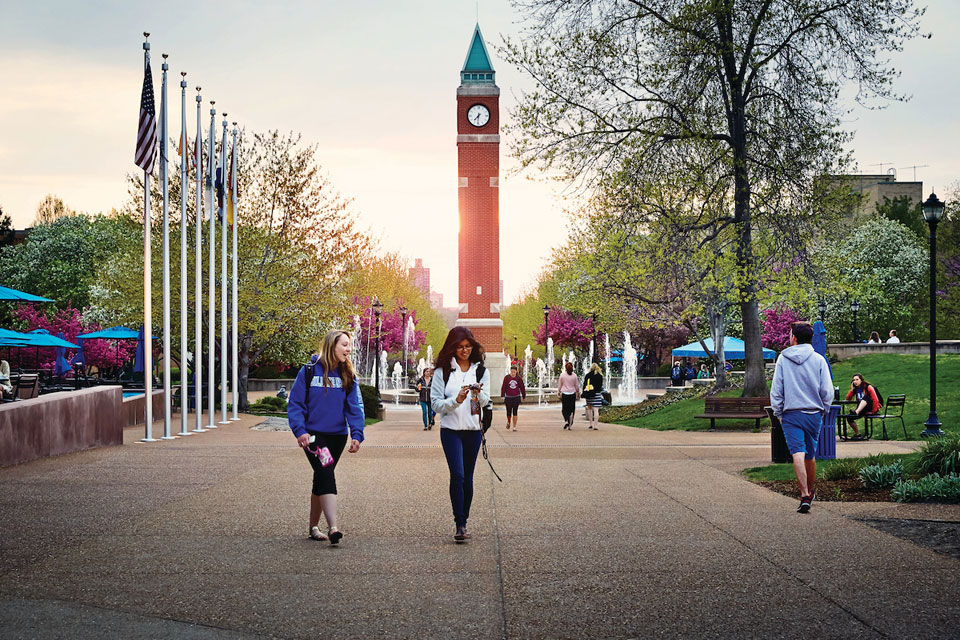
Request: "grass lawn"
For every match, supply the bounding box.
[611,353,959,439]
[743,452,921,483]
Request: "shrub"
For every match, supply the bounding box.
[892,473,960,503]
[656,362,672,377]
[249,396,287,414]
[823,458,862,481]
[858,460,903,488]
[600,385,708,423]
[359,384,380,419]
[914,432,960,477]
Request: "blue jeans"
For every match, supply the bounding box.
[419,401,435,428]
[440,428,482,527]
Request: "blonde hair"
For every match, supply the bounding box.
[318,330,356,392]
[590,362,601,374]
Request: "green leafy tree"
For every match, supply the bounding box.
[503,0,925,396]
[876,195,926,239]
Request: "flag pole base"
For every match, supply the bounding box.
[160,436,177,440]
[176,431,192,436]
[218,421,231,425]
[140,438,158,443]
[191,428,207,433]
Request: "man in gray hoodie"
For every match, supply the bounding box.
[770,321,834,513]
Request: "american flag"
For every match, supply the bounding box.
[135,58,157,172]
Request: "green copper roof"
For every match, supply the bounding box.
[461,24,495,73]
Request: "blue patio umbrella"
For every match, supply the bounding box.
[25,329,80,349]
[0,328,34,346]
[0,285,53,303]
[54,331,71,376]
[671,336,776,360]
[812,320,833,380]
[70,337,86,367]
[77,326,140,340]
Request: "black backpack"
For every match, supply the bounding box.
[301,363,355,424]
[443,361,493,432]
[870,384,883,412]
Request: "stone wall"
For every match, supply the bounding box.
[0,386,124,467]
[121,390,167,427]
[247,378,295,391]
[827,340,960,361]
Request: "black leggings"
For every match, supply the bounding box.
[504,396,521,417]
[561,393,577,424]
[303,433,348,496]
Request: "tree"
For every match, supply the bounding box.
[504,0,925,396]
[875,196,926,239]
[0,205,15,247]
[534,306,594,349]
[761,306,804,352]
[34,194,72,225]
[0,214,129,309]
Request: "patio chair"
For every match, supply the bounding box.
[867,394,907,440]
[17,374,39,400]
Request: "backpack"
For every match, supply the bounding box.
[301,363,354,424]
[869,384,883,412]
[443,361,493,432]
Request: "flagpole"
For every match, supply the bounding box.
[230,123,240,421]
[140,33,156,443]
[193,86,206,433]
[160,53,174,440]
[219,116,229,425]
[177,71,191,437]
[207,102,217,429]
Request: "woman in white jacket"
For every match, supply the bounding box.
[430,327,491,543]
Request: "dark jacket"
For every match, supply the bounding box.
[582,371,603,398]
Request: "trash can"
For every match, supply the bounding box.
[766,407,791,463]
[817,405,839,460]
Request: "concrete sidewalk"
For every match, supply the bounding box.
[1,405,957,639]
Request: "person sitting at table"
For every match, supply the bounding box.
[844,373,880,440]
[0,360,11,397]
[867,331,881,344]
[696,364,711,379]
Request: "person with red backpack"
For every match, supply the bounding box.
[845,373,881,440]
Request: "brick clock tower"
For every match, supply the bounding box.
[456,24,508,391]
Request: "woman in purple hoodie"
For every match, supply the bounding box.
[500,364,526,431]
[288,330,366,545]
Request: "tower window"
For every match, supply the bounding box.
[476,286,482,295]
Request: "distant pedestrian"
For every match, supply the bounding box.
[770,321,834,514]
[582,362,603,430]
[500,364,526,431]
[670,361,683,387]
[416,368,435,430]
[886,330,900,344]
[697,364,711,379]
[277,384,287,400]
[684,362,696,382]
[557,361,580,429]
[868,331,882,344]
[431,327,490,543]
[288,330,365,544]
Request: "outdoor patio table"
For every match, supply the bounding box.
[835,400,870,440]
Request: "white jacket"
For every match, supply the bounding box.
[430,359,491,431]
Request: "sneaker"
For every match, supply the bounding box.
[797,496,812,514]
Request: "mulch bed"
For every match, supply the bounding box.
[758,479,892,502]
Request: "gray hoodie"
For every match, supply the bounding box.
[770,343,834,419]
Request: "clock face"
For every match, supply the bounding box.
[467,104,490,128]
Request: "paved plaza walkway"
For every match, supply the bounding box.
[1,404,958,639]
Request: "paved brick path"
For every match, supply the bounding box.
[1,405,957,638]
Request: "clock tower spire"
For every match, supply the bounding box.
[456,24,507,384]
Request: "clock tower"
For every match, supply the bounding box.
[456,24,505,383]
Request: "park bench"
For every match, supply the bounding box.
[696,396,770,430]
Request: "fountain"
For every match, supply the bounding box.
[404,317,416,377]
[426,345,433,369]
[416,358,425,380]
[546,338,554,388]
[352,315,363,381]
[523,344,532,388]
[621,331,638,402]
[379,350,388,391]
[567,351,576,374]
[392,362,403,405]
[584,342,593,376]
[535,358,547,405]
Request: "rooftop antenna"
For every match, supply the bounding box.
[868,162,893,175]
[899,164,929,181]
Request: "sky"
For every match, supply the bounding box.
[1,1,958,306]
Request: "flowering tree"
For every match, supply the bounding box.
[351,297,425,356]
[13,304,137,372]
[534,306,594,349]
[761,307,805,352]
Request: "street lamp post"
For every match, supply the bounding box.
[400,305,408,386]
[850,299,860,343]
[373,299,383,407]
[513,335,517,362]
[921,192,946,437]
[818,298,827,322]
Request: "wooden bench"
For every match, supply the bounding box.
[696,396,770,430]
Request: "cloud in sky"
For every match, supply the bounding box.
[1,0,957,306]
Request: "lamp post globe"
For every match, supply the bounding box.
[850,299,860,343]
[921,192,945,437]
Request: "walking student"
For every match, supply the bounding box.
[417,368,436,430]
[582,362,603,430]
[770,321,834,514]
[288,330,365,544]
[557,361,580,429]
[500,364,526,431]
[431,327,490,543]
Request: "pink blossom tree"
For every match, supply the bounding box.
[761,306,805,352]
[534,306,594,349]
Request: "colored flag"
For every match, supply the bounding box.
[135,57,157,172]
[215,166,224,216]
[178,125,194,171]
